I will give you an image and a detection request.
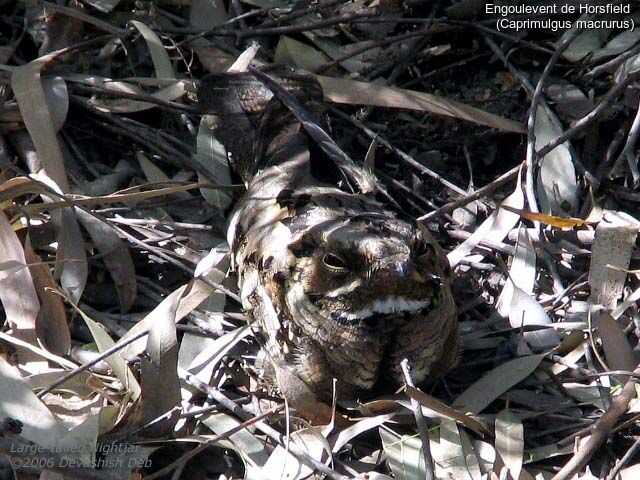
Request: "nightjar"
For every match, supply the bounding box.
[198,68,459,404]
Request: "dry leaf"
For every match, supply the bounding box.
[500,205,590,228]
[591,29,640,62]
[535,104,578,215]
[275,36,330,72]
[331,413,396,453]
[558,26,610,62]
[0,209,41,366]
[12,52,70,191]
[439,419,476,480]
[195,116,233,209]
[379,426,428,480]
[24,239,70,356]
[453,355,546,414]
[71,302,142,401]
[495,407,524,480]
[404,386,491,436]
[262,426,331,479]
[130,21,175,80]
[317,75,526,133]
[120,276,217,359]
[598,312,636,383]
[76,210,137,312]
[200,412,269,468]
[0,356,66,449]
[448,171,523,268]
[141,283,181,437]
[189,0,227,29]
[588,214,638,309]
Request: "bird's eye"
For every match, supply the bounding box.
[322,253,349,272]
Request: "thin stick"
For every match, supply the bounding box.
[144,404,285,480]
[316,30,434,74]
[606,436,640,480]
[523,27,582,214]
[330,107,468,196]
[419,165,519,221]
[37,329,149,398]
[401,359,434,480]
[179,368,350,480]
[551,364,640,480]
[166,10,379,38]
[537,71,640,159]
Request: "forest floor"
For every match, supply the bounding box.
[1,1,640,479]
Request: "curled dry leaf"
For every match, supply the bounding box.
[498,226,560,351]
[179,243,232,395]
[615,51,640,83]
[83,0,121,13]
[591,29,640,62]
[12,52,70,191]
[12,51,89,302]
[227,42,261,73]
[136,150,191,205]
[612,284,640,319]
[32,170,88,303]
[304,33,372,73]
[497,225,535,317]
[458,428,483,480]
[180,326,250,385]
[546,81,594,121]
[330,413,396,453]
[509,286,560,351]
[94,80,188,114]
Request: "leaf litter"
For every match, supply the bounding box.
[1,2,640,479]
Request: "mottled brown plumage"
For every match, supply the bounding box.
[199,68,459,404]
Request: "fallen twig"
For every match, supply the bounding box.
[551,363,640,480]
[402,359,435,480]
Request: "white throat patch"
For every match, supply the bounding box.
[341,297,431,322]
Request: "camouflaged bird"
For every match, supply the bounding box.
[198,68,459,406]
